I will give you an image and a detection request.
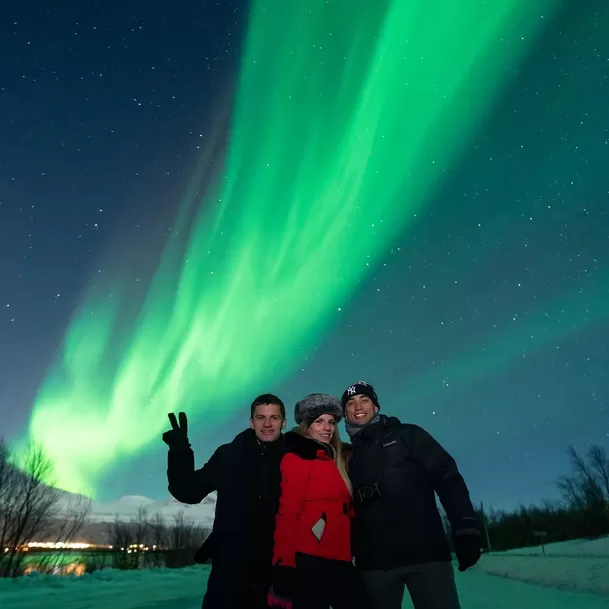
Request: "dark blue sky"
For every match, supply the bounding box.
[1,1,608,510]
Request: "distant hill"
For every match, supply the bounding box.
[55,490,216,545]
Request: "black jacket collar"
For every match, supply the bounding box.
[356,414,401,441]
[231,428,282,455]
[283,431,328,459]
[282,431,352,460]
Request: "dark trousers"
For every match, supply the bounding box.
[202,562,270,609]
[359,561,461,609]
[293,553,373,609]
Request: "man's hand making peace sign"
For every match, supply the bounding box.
[162,412,190,448]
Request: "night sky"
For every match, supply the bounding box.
[1,1,607,511]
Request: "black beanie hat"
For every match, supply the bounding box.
[294,393,343,425]
[341,380,379,410]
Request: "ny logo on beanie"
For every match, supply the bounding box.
[341,381,379,408]
[347,380,369,395]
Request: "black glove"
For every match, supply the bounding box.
[455,533,481,572]
[271,565,297,600]
[162,412,190,449]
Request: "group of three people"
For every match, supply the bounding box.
[162,381,481,609]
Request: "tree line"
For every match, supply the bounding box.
[2,437,607,578]
[0,438,206,577]
[441,443,609,553]
[104,506,206,570]
[0,439,91,577]
[479,444,609,552]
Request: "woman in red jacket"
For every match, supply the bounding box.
[269,393,371,609]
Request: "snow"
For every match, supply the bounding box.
[475,536,609,597]
[2,562,608,609]
[0,566,211,609]
[2,537,607,608]
[475,554,609,597]
[498,536,609,558]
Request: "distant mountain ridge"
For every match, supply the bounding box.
[55,490,216,544]
[88,493,216,526]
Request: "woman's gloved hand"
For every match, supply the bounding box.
[267,565,297,609]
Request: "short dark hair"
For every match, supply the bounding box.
[250,393,286,419]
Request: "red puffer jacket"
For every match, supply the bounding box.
[272,432,353,568]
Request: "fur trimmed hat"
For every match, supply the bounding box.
[340,380,379,410]
[294,393,343,425]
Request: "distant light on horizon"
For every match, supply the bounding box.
[24,541,112,550]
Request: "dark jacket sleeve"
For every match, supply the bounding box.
[167,443,225,504]
[402,424,480,537]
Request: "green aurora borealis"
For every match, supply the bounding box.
[23,0,561,496]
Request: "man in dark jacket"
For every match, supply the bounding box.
[341,381,481,609]
[162,393,286,609]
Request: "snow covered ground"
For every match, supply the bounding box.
[2,562,608,609]
[475,536,609,597]
[497,536,609,558]
[2,537,608,608]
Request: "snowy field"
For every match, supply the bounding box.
[475,536,609,597]
[2,538,608,609]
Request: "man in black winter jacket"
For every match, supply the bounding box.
[341,381,481,609]
[162,393,286,609]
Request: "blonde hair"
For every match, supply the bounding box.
[296,421,352,496]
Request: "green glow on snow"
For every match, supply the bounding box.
[25,0,557,495]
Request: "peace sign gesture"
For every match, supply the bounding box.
[162,412,190,448]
